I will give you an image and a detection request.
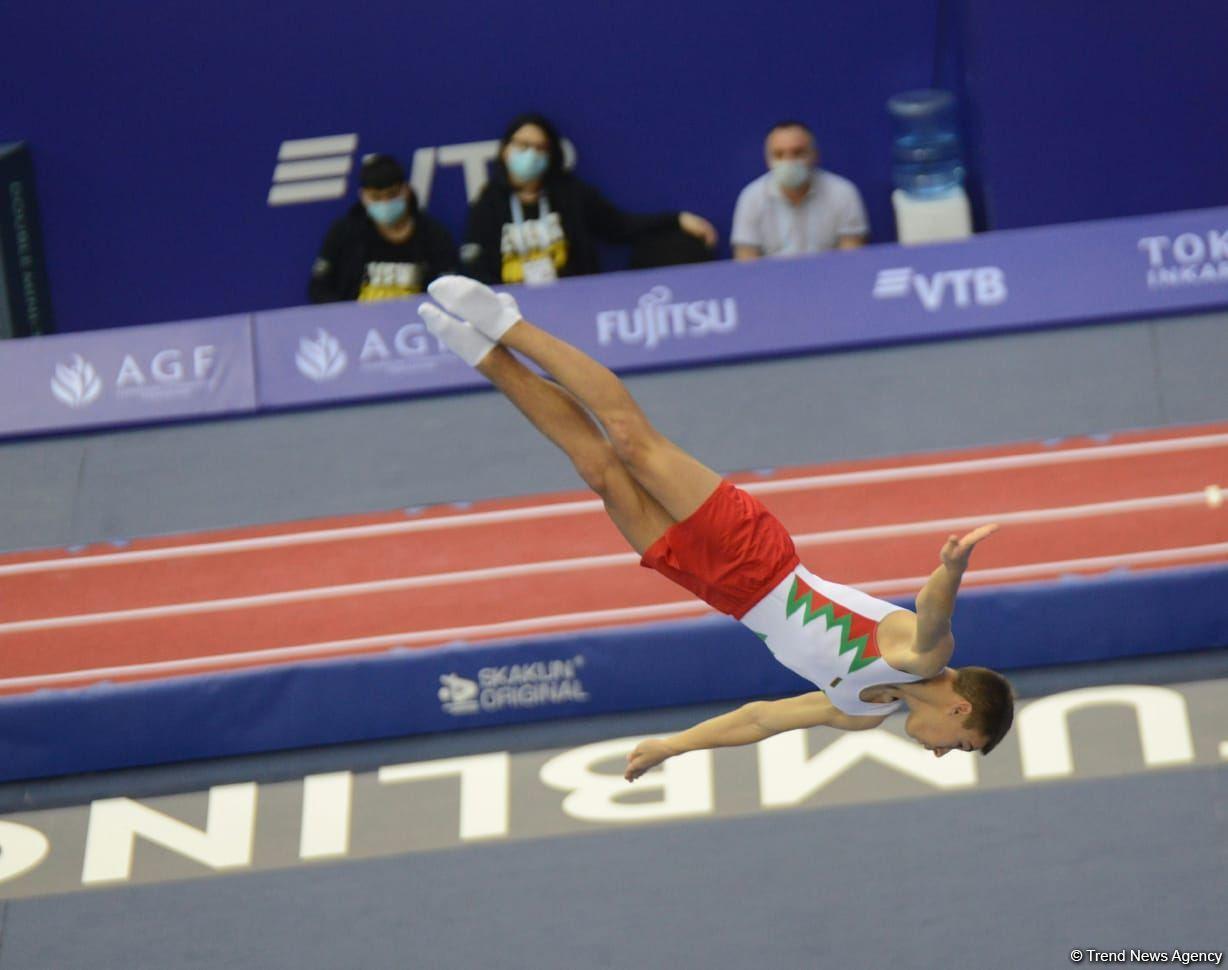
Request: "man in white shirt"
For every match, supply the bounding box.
[731,121,869,260]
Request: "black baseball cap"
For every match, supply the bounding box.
[360,154,407,189]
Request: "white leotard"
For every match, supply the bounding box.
[740,564,922,716]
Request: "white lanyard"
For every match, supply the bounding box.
[509,193,552,256]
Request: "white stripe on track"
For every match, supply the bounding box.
[791,489,1216,546]
[3,431,1226,576]
[860,542,1228,594]
[0,600,710,692]
[2,543,1226,693]
[0,490,1221,634]
[0,551,639,633]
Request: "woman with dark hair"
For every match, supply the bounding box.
[462,113,717,285]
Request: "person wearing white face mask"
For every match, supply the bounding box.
[463,113,718,285]
[731,121,868,261]
[309,154,458,303]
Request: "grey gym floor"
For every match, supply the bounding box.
[0,651,1226,969]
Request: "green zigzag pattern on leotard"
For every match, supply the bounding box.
[784,577,879,673]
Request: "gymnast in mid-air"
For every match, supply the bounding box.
[417,276,1014,783]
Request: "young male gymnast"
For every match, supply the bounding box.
[417,277,1014,783]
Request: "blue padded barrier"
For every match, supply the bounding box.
[1,562,1225,782]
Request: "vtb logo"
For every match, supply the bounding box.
[873,266,1007,311]
[268,134,358,206]
[268,133,577,207]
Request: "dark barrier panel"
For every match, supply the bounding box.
[0,143,54,338]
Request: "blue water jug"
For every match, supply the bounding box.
[887,89,965,198]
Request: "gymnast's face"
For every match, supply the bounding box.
[904,707,987,758]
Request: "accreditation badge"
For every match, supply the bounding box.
[521,256,558,285]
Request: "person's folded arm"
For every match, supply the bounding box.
[835,190,870,250]
[421,216,459,284]
[730,185,764,260]
[308,223,346,303]
[580,180,675,244]
[461,190,506,284]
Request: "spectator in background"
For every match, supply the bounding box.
[309,154,457,303]
[463,113,718,285]
[732,121,868,260]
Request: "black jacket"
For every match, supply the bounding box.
[309,204,457,303]
[462,170,678,284]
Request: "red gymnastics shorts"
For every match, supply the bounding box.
[640,480,801,619]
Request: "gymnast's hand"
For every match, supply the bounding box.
[625,738,678,782]
[940,523,1000,572]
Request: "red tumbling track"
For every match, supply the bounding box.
[1,423,1225,696]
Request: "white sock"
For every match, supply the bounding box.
[427,275,523,342]
[418,303,495,367]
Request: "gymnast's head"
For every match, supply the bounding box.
[904,666,1014,757]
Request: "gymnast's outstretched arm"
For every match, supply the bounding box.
[623,692,885,782]
[911,524,1000,665]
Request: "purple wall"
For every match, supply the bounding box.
[0,1,932,332]
[959,0,1228,229]
[2,1,1225,334]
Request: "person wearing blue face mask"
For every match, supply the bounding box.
[462,113,718,285]
[731,121,869,261]
[309,154,458,303]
